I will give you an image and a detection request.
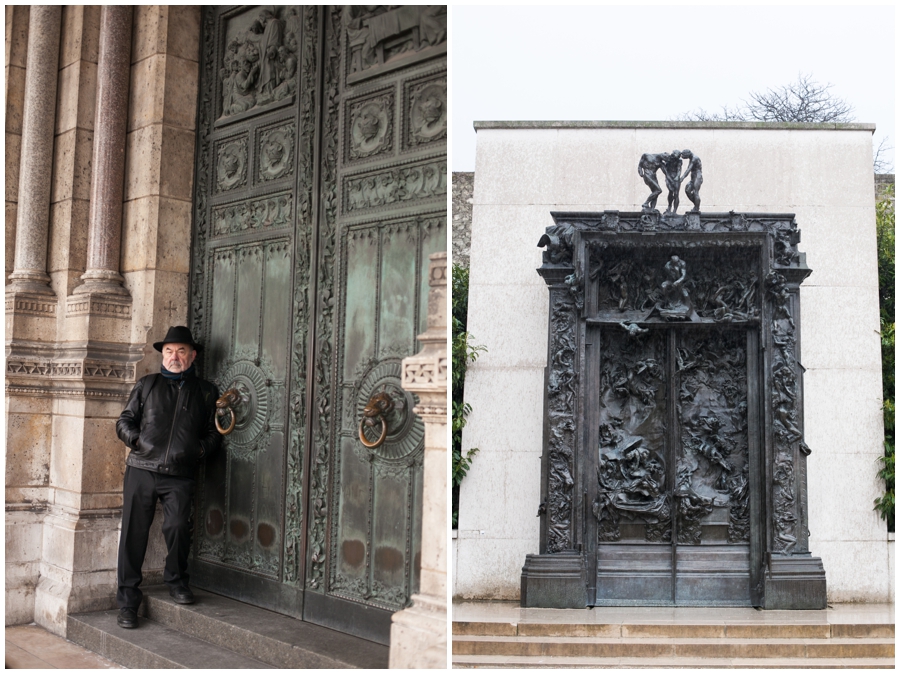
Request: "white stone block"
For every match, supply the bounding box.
[804,367,884,457]
[454,535,537,600]
[800,285,881,370]
[808,452,887,543]
[813,539,890,603]
[465,285,548,369]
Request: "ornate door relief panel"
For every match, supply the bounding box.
[190,6,446,644]
[523,211,826,610]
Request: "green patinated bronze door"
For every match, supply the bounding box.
[189,6,446,644]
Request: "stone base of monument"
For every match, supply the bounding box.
[762,555,828,610]
[520,552,587,608]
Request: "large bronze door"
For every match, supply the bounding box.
[189,6,446,643]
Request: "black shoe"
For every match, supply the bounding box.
[117,608,138,629]
[169,586,195,605]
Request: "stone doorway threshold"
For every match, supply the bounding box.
[452,601,895,668]
[65,585,389,669]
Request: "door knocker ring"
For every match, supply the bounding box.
[215,387,243,435]
[358,389,396,449]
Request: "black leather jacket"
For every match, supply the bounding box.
[117,371,221,478]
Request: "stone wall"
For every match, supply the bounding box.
[451,172,473,268]
[5,6,201,634]
[456,122,890,603]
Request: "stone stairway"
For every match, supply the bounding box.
[67,585,389,669]
[452,604,895,669]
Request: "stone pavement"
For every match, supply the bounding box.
[6,624,123,669]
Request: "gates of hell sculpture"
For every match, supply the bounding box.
[521,151,827,609]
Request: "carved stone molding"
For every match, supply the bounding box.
[65,293,132,318]
[6,292,58,316]
[405,74,446,149]
[347,90,394,162]
[402,356,447,388]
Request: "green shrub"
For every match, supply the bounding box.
[874,185,894,531]
[452,264,486,528]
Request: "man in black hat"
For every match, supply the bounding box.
[114,326,221,629]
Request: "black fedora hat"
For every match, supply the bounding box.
[153,326,203,353]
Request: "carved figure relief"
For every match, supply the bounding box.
[213,193,293,237]
[593,328,669,543]
[216,136,248,192]
[348,92,393,161]
[344,159,446,213]
[345,6,447,78]
[407,77,446,147]
[676,330,749,544]
[258,123,295,182]
[546,293,577,552]
[219,7,300,120]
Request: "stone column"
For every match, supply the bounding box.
[74,5,132,297]
[7,5,61,294]
[6,6,61,347]
[389,252,448,669]
[65,5,132,345]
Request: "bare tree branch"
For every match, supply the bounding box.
[874,136,894,175]
[677,73,854,124]
[742,73,854,123]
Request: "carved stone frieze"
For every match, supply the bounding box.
[345,6,446,82]
[344,158,446,214]
[218,6,301,121]
[215,135,248,193]
[65,294,132,318]
[405,74,446,148]
[6,293,58,316]
[257,123,295,183]
[402,356,447,387]
[347,91,394,161]
[212,193,293,237]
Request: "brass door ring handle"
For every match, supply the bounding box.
[358,415,388,448]
[215,387,242,435]
[216,407,236,435]
[358,389,395,449]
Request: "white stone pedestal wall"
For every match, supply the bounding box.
[455,122,890,603]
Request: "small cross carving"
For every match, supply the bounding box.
[163,300,180,323]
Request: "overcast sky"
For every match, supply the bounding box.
[450,4,896,172]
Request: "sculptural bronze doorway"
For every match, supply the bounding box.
[524,208,826,610]
[587,322,759,606]
[187,6,446,643]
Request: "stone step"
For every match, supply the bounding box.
[67,610,272,669]
[68,586,390,669]
[453,620,896,639]
[452,654,897,669]
[452,635,895,659]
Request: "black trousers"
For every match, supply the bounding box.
[117,466,195,610]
